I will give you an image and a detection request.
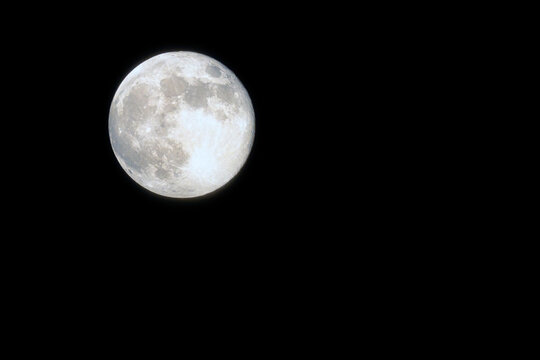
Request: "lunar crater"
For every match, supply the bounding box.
[206,64,222,77]
[160,75,187,97]
[184,81,211,108]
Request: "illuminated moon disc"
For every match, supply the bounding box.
[109,51,255,198]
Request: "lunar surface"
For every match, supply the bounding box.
[109,51,255,198]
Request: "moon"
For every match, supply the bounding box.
[109,51,255,198]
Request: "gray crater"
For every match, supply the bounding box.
[184,81,212,108]
[160,75,188,97]
[215,84,236,104]
[110,98,190,180]
[206,65,222,77]
[123,83,156,121]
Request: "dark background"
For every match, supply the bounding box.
[2,4,520,351]
[5,4,501,343]
[13,4,464,268]
[7,6,384,313]
[21,6,365,254]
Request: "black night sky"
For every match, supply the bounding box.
[17,4,439,268]
[4,4,486,345]
[24,6,358,244]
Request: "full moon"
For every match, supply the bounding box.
[109,51,255,198]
